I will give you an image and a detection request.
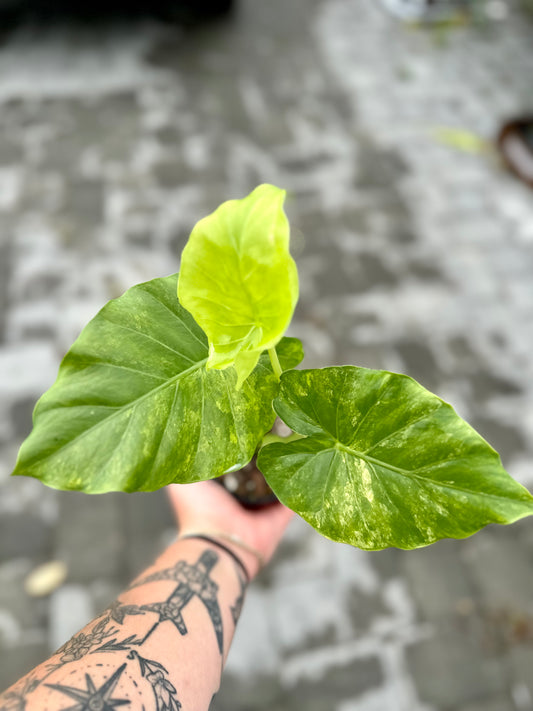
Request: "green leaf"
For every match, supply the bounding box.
[12,274,303,494]
[258,366,533,550]
[178,184,299,387]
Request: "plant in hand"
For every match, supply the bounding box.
[12,184,533,550]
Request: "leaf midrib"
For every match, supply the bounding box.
[332,440,515,500]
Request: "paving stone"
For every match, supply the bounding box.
[0,513,52,562]
[314,251,398,298]
[49,584,93,652]
[447,335,480,366]
[61,179,104,224]
[505,645,533,710]
[155,126,182,146]
[125,229,153,248]
[153,159,193,189]
[218,656,382,711]
[394,337,442,390]
[294,657,384,709]
[42,133,88,175]
[402,539,474,622]
[406,620,506,709]
[254,527,312,591]
[469,415,526,462]
[55,492,125,584]
[455,698,516,711]
[0,560,46,631]
[271,576,356,656]
[346,585,390,634]
[337,206,370,236]
[337,343,389,371]
[213,672,283,711]
[224,587,281,677]
[462,530,533,615]
[406,258,445,282]
[43,94,140,170]
[124,490,175,580]
[17,271,63,303]
[0,240,10,344]
[355,142,409,190]
[295,209,367,254]
[367,547,403,581]
[9,396,35,440]
[468,369,522,403]
[0,137,21,165]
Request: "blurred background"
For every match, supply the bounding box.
[0,0,533,708]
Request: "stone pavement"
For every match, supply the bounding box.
[1,0,533,708]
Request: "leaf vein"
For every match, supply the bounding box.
[362,404,442,456]
[99,316,196,362]
[149,381,180,478]
[31,359,208,468]
[341,444,524,502]
[71,360,167,382]
[139,286,207,349]
[347,374,392,447]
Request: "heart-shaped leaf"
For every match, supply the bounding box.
[258,367,533,550]
[12,274,303,494]
[178,184,299,387]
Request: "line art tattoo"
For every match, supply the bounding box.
[0,545,231,709]
[128,651,182,711]
[230,569,247,626]
[45,663,130,710]
[107,600,147,626]
[54,617,118,665]
[129,549,224,653]
[0,676,40,711]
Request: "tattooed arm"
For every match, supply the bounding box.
[0,482,293,711]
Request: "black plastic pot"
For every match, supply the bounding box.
[217,457,278,509]
[497,116,533,190]
[216,418,292,508]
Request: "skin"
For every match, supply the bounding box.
[0,482,293,711]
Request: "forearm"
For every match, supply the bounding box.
[0,537,248,711]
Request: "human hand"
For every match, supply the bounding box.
[167,480,294,580]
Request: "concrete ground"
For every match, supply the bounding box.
[1,0,533,708]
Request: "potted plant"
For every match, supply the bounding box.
[12,184,533,550]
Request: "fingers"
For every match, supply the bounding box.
[166,480,217,511]
[166,479,295,568]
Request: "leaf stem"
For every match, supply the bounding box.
[268,347,283,381]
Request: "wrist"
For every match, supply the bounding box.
[176,530,264,581]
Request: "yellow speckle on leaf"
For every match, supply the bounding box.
[361,465,374,503]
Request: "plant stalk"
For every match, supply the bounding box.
[261,431,304,448]
[268,347,283,381]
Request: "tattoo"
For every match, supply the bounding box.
[0,546,228,709]
[45,663,130,710]
[94,635,141,653]
[44,600,144,676]
[230,569,247,626]
[54,617,118,665]
[107,600,146,626]
[0,677,40,711]
[128,651,182,711]
[129,549,224,654]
